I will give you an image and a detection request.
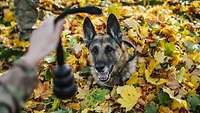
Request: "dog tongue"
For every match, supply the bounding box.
[98,72,109,81]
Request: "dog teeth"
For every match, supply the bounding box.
[98,72,109,81]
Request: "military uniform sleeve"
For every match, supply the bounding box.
[0,59,38,113]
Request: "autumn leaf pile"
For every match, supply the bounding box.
[0,0,200,113]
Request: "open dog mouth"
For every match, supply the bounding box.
[95,65,113,82]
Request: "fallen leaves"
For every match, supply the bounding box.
[66,102,80,110]
[187,94,200,113]
[154,51,165,64]
[144,102,158,113]
[117,85,141,111]
[1,0,200,112]
[33,81,52,99]
[126,72,139,85]
[76,87,90,99]
[163,87,188,109]
[145,59,168,85]
[164,42,176,56]
[107,3,123,19]
[82,88,109,108]
[3,9,15,22]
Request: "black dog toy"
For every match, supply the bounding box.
[53,6,102,99]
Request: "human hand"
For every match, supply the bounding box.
[22,16,65,67]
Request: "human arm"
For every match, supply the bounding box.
[0,17,64,113]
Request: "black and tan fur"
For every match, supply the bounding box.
[83,14,137,87]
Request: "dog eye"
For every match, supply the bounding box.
[105,46,115,54]
[91,46,98,54]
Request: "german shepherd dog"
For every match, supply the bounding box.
[83,14,137,87]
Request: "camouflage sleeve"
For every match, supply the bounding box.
[14,0,39,40]
[0,59,38,113]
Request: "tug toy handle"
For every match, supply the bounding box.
[53,6,102,99]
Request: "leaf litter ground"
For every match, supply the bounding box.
[0,0,200,113]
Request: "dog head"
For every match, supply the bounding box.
[83,14,129,86]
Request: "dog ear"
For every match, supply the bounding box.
[107,14,122,45]
[83,17,96,46]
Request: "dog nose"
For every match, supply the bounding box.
[95,66,105,72]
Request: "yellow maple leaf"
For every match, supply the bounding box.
[67,55,77,65]
[126,72,139,85]
[66,102,80,110]
[190,75,199,90]
[138,62,146,74]
[140,25,149,38]
[189,52,200,63]
[34,111,45,113]
[81,108,93,113]
[159,106,173,113]
[171,53,181,66]
[117,85,141,111]
[10,21,17,27]
[145,59,167,85]
[3,9,15,22]
[145,70,168,85]
[12,39,30,48]
[79,55,87,67]
[163,88,188,109]
[154,51,165,64]
[78,0,86,7]
[108,3,123,19]
[191,1,200,8]
[148,59,158,71]
[171,99,188,110]
[160,26,177,42]
[124,18,140,29]
[78,0,101,7]
[128,29,138,39]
